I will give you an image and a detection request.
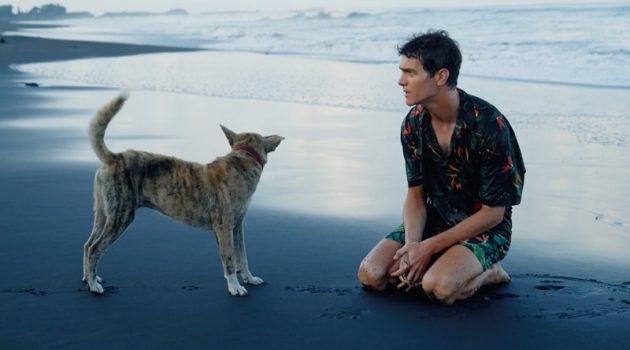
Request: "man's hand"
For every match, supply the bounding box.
[390,250,414,291]
[392,242,433,291]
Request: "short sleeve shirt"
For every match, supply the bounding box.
[401,89,525,227]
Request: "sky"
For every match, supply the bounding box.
[8,0,614,15]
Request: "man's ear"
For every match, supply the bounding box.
[435,68,450,87]
[220,124,236,146]
[264,135,284,153]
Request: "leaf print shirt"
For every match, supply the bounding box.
[401,89,525,228]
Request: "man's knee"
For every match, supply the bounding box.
[421,271,460,303]
[357,260,388,291]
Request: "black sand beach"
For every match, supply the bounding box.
[1,22,630,349]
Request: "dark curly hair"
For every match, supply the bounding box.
[398,30,462,88]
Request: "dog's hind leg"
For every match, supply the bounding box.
[234,219,263,286]
[83,178,108,284]
[214,220,248,296]
[84,207,135,294]
[83,196,106,284]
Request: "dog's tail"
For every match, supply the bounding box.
[89,93,128,165]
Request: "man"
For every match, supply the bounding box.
[357,30,525,304]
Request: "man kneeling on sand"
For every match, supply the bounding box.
[358,30,525,304]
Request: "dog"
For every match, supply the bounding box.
[82,94,283,296]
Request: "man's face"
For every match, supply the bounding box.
[398,56,437,107]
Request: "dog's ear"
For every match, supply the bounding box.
[263,135,284,153]
[220,124,236,146]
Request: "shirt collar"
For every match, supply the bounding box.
[418,88,476,132]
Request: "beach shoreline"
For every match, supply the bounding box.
[1,21,629,349]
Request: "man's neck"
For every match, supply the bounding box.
[426,88,460,125]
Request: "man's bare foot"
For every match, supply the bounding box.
[486,262,511,285]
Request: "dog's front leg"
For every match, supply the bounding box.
[234,220,263,285]
[214,222,248,296]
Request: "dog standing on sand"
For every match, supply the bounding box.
[82,94,284,296]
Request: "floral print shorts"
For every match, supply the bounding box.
[385,222,510,271]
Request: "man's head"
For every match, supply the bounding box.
[397,30,462,106]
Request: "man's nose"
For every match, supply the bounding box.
[398,75,406,86]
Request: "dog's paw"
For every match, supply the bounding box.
[82,275,103,283]
[243,276,264,285]
[228,285,248,296]
[88,281,105,294]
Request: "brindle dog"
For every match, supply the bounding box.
[82,94,283,296]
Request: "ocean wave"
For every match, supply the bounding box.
[510,40,590,47]
[462,74,630,90]
[200,10,260,15]
[6,4,629,89]
[284,9,373,21]
[11,50,630,153]
[588,48,630,57]
[485,4,630,15]
[346,11,371,19]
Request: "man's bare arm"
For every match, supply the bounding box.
[403,185,427,244]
